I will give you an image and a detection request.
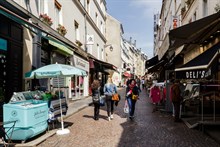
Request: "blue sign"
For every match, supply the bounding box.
[0,38,7,51]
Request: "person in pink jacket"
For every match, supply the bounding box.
[150,85,161,112]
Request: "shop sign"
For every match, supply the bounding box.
[73,55,89,71]
[177,68,212,79]
[172,16,179,29]
[0,38,7,51]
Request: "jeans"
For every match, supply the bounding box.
[94,103,100,119]
[106,95,114,117]
[127,97,136,117]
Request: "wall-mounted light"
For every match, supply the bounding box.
[104,44,113,51]
[109,46,113,51]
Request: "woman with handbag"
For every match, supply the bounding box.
[104,77,117,121]
[91,79,101,121]
[126,79,139,120]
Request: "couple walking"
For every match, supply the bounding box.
[91,77,118,121]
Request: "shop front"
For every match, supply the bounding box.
[70,54,89,100]
[0,7,26,104]
[88,56,117,95]
[175,42,220,128]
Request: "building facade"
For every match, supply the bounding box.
[0,0,112,102]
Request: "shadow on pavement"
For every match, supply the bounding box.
[83,114,108,120]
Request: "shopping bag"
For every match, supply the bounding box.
[124,100,129,113]
[99,95,106,106]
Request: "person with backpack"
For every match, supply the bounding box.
[126,79,139,120]
[91,79,101,121]
[104,77,117,121]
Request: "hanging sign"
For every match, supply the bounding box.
[86,35,94,45]
[73,55,89,71]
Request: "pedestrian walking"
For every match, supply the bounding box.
[136,77,141,92]
[170,79,182,122]
[150,85,161,112]
[104,77,117,121]
[91,79,101,120]
[126,79,139,120]
[141,78,145,90]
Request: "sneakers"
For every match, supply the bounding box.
[108,117,111,121]
[110,114,114,119]
[129,115,134,120]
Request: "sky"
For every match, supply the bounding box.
[106,0,162,58]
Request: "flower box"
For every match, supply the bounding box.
[56,24,67,36]
[39,13,53,26]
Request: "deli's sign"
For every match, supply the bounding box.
[176,68,212,79]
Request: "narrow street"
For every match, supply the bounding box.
[37,88,220,147]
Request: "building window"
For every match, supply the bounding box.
[74,21,80,41]
[96,13,98,27]
[100,21,103,33]
[87,0,90,15]
[54,0,62,28]
[101,48,104,60]
[193,12,196,21]
[97,44,100,59]
[88,45,93,54]
[38,0,48,15]
[203,0,208,17]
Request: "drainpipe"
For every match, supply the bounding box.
[84,0,87,52]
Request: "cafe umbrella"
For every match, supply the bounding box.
[25,63,87,135]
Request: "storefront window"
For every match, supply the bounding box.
[71,76,84,99]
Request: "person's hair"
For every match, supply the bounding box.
[91,79,100,90]
[107,77,113,83]
[130,79,136,84]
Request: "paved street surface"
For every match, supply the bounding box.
[37,88,220,147]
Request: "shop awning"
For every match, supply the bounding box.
[147,60,166,73]
[123,72,131,77]
[0,0,30,19]
[88,54,117,73]
[175,43,220,79]
[47,37,73,55]
[145,55,158,69]
[169,12,220,50]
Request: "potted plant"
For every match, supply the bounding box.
[56,24,67,36]
[39,13,53,26]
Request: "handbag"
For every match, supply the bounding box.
[92,89,100,104]
[99,95,106,106]
[124,100,129,113]
[112,93,119,101]
[132,93,138,100]
[92,95,100,104]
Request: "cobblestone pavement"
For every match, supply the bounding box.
[37,88,220,147]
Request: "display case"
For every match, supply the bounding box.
[3,91,48,141]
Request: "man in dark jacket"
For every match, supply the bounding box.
[171,79,182,122]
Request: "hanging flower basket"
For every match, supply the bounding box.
[56,24,67,36]
[39,13,53,26]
